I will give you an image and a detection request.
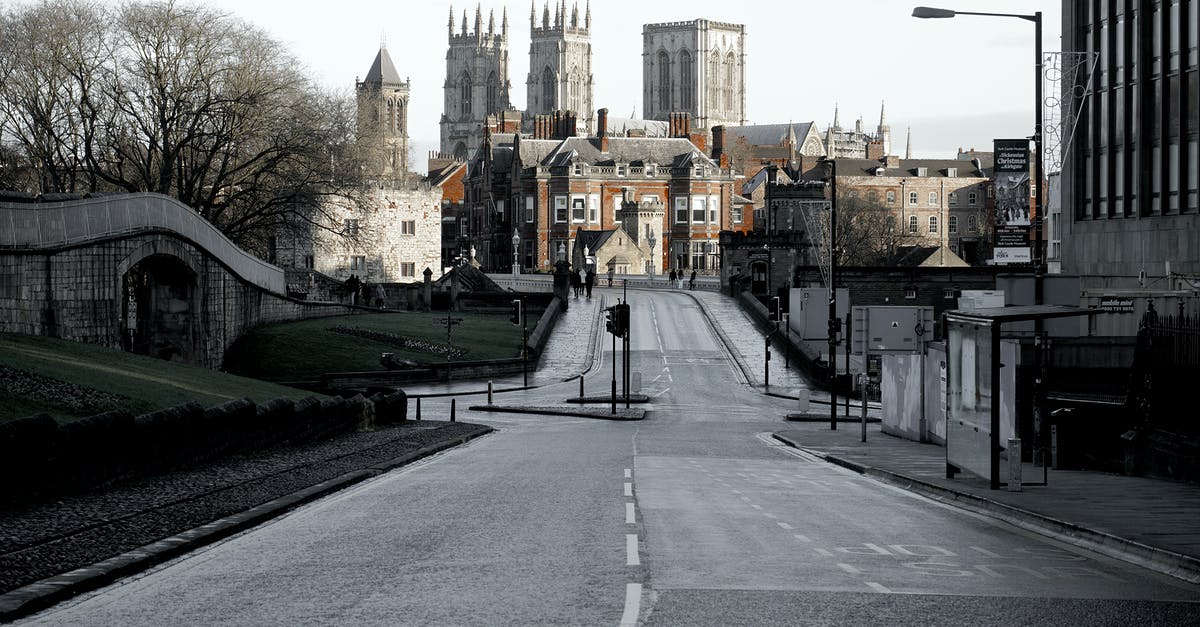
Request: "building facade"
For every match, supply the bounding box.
[440,6,512,159]
[1060,0,1198,292]
[643,19,746,133]
[525,1,593,133]
[462,110,748,275]
[824,103,893,159]
[357,45,410,177]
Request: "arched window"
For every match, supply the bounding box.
[679,50,693,110]
[541,67,556,111]
[908,215,918,233]
[657,51,671,112]
[459,72,472,120]
[709,52,720,113]
[725,53,737,112]
[487,72,498,113]
[386,100,394,132]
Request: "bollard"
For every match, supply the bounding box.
[450,398,456,422]
[488,380,494,405]
[1007,438,1022,491]
[416,397,422,420]
[631,372,641,394]
[580,374,585,398]
[797,386,810,413]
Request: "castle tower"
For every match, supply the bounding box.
[357,42,410,178]
[643,19,745,133]
[527,0,593,132]
[441,4,512,160]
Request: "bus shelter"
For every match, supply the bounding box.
[944,305,1099,489]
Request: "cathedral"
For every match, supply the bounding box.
[642,19,746,133]
[441,6,512,160]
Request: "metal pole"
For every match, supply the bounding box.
[785,312,790,369]
[487,380,493,405]
[845,312,852,417]
[580,373,585,398]
[764,333,770,389]
[829,160,838,431]
[522,301,528,387]
[611,330,617,415]
[861,376,868,443]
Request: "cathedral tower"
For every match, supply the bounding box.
[643,19,745,133]
[441,4,512,160]
[357,43,411,178]
[526,1,593,133]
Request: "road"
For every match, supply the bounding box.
[24,286,1200,625]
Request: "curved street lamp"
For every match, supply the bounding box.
[511,229,520,277]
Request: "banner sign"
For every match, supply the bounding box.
[992,139,1031,265]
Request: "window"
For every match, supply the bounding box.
[303,254,314,269]
[691,241,709,270]
[613,197,622,221]
[571,197,586,222]
[679,50,693,109]
[573,164,583,176]
[459,72,472,119]
[674,197,688,223]
[943,288,958,300]
[658,51,671,111]
[948,192,957,206]
[904,287,917,299]
[968,215,979,233]
[928,216,938,233]
[617,165,627,177]
[588,194,599,223]
[459,220,469,237]
[732,204,743,223]
[345,219,359,236]
[708,195,718,224]
[350,255,365,271]
[554,196,568,223]
[525,196,535,223]
[886,190,896,204]
[908,215,918,233]
[928,192,938,205]
[908,191,918,205]
[541,67,555,110]
[400,262,415,278]
[868,191,878,204]
[949,215,958,234]
[645,164,656,177]
[401,220,415,235]
[968,191,978,206]
[692,197,707,223]
[486,72,498,114]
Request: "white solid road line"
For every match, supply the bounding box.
[837,563,861,574]
[626,502,636,524]
[620,583,642,627]
[866,581,893,594]
[626,534,640,565]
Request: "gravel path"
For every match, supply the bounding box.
[0,420,487,596]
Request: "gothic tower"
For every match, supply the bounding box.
[643,19,745,133]
[441,4,512,160]
[876,101,892,157]
[357,43,410,178]
[526,0,593,133]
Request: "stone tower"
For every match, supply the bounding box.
[526,0,593,133]
[441,4,512,160]
[357,43,410,178]
[876,101,892,157]
[643,19,746,134]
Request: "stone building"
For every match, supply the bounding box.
[440,5,512,159]
[824,102,893,159]
[356,44,410,178]
[462,109,749,275]
[525,1,593,135]
[643,19,746,134]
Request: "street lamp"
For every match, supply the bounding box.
[912,5,1044,288]
[645,225,657,277]
[822,157,839,431]
[511,230,520,277]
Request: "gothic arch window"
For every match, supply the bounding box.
[708,52,720,113]
[679,50,693,111]
[725,53,737,112]
[385,100,394,132]
[568,67,582,112]
[453,142,468,160]
[487,72,498,114]
[396,98,405,134]
[459,72,472,120]
[541,66,556,111]
[657,50,671,112]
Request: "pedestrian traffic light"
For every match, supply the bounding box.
[769,297,781,322]
[509,299,522,326]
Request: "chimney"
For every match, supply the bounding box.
[885,154,899,168]
[596,107,609,152]
[711,125,725,160]
[866,140,884,161]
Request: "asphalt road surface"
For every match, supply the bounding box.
[23,287,1200,626]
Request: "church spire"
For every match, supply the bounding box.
[448,5,455,37]
[461,9,468,36]
[905,126,913,159]
[878,100,888,130]
[488,8,495,35]
[474,5,482,36]
[571,2,578,28]
[585,0,591,29]
[833,102,841,129]
[502,6,508,38]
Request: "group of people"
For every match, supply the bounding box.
[571,268,596,299]
[343,274,386,308]
[668,269,697,290]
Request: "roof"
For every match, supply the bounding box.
[544,136,715,169]
[945,305,1101,324]
[836,157,992,178]
[724,122,815,147]
[363,46,403,86]
[596,115,669,138]
[576,229,616,252]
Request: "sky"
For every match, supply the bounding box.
[192,0,1062,170]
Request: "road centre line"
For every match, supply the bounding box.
[619,583,642,627]
[777,522,794,530]
[624,483,633,497]
[626,502,635,524]
[815,548,834,557]
[624,468,631,479]
[866,582,893,594]
[794,534,812,542]
[837,563,861,574]
[626,534,640,565]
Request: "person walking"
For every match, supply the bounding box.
[669,269,677,288]
[689,270,696,290]
[585,269,595,299]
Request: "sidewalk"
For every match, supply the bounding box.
[774,422,1200,584]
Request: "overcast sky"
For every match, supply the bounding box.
[194,0,1062,169]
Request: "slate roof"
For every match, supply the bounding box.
[595,115,669,138]
[544,136,715,168]
[835,157,992,178]
[889,244,971,267]
[576,229,617,253]
[363,46,403,86]
[724,122,815,147]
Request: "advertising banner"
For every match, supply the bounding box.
[992,139,1031,264]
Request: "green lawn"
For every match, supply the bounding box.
[0,333,318,423]
[222,310,538,382]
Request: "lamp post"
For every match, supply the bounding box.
[512,230,520,277]
[646,225,657,277]
[912,6,1044,284]
[824,157,838,431]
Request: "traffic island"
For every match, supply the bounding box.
[785,412,879,423]
[565,394,650,404]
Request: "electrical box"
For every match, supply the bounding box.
[788,287,849,340]
[851,305,935,355]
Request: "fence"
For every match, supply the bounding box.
[1143,313,1200,434]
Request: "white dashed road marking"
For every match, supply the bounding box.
[626,502,635,524]
[866,581,893,594]
[626,534,640,566]
[620,583,642,627]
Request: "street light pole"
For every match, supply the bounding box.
[825,158,838,431]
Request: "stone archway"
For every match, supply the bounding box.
[122,254,197,362]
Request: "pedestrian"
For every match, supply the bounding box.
[689,270,696,290]
[570,270,581,298]
[585,269,595,299]
[669,268,677,287]
[374,283,386,308]
[344,274,361,305]
[607,266,614,287]
[677,270,684,289]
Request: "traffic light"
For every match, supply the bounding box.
[509,299,522,326]
[769,297,781,322]
[615,303,630,336]
[604,305,617,335]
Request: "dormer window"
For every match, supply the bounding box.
[946,167,957,177]
[573,164,583,176]
[915,167,928,177]
[875,166,886,176]
[646,165,655,177]
[617,165,627,177]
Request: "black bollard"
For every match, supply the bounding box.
[450,398,456,422]
[416,397,422,420]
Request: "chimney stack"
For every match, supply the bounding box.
[596,107,609,152]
